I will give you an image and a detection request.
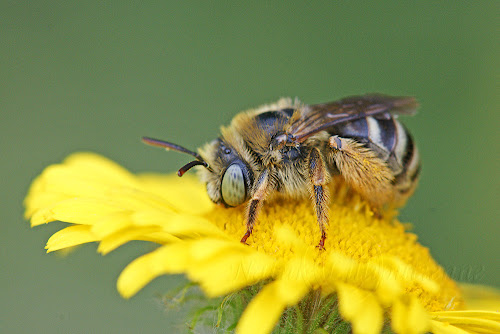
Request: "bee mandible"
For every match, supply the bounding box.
[143,95,420,249]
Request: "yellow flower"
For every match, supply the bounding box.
[25,153,500,334]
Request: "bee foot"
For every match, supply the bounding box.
[316,232,327,250]
[240,229,252,245]
[316,243,326,251]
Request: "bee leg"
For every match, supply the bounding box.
[240,169,272,245]
[308,148,330,250]
[328,136,394,209]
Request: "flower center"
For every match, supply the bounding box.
[204,185,464,312]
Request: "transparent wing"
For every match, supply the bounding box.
[290,94,418,142]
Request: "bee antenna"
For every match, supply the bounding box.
[142,136,204,160]
[177,160,209,177]
[141,136,212,175]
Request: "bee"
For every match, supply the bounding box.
[143,95,420,249]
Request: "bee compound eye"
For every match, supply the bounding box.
[221,164,246,207]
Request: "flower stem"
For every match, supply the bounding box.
[305,294,338,334]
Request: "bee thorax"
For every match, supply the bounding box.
[269,132,287,150]
[262,150,283,165]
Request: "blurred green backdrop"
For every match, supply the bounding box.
[1,2,498,333]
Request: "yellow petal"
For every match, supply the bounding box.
[460,283,500,311]
[117,245,185,299]
[336,283,383,334]
[429,320,472,334]
[170,239,276,296]
[376,256,439,294]
[117,240,276,299]
[432,310,500,322]
[236,279,309,334]
[63,152,136,184]
[279,256,320,285]
[368,265,403,306]
[391,296,431,334]
[132,211,229,239]
[27,162,179,216]
[91,212,133,238]
[138,231,180,244]
[32,164,131,199]
[97,226,161,255]
[187,249,276,297]
[431,310,500,333]
[30,199,126,226]
[24,186,68,219]
[46,225,98,252]
[138,174,213,214]
[326,252,401,300]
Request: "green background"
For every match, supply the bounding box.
[1,2,498,333]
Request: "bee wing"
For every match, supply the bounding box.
[290,95,418,142]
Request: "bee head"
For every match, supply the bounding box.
[141,136,253,208]
[198,139,254,207]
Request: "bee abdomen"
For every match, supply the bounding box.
[328,115,421,194]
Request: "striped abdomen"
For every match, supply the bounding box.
[328,115,421,199]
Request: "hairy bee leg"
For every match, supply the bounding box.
[240,169,272,245]
[328,135,394,208]
[308,148,330,250]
